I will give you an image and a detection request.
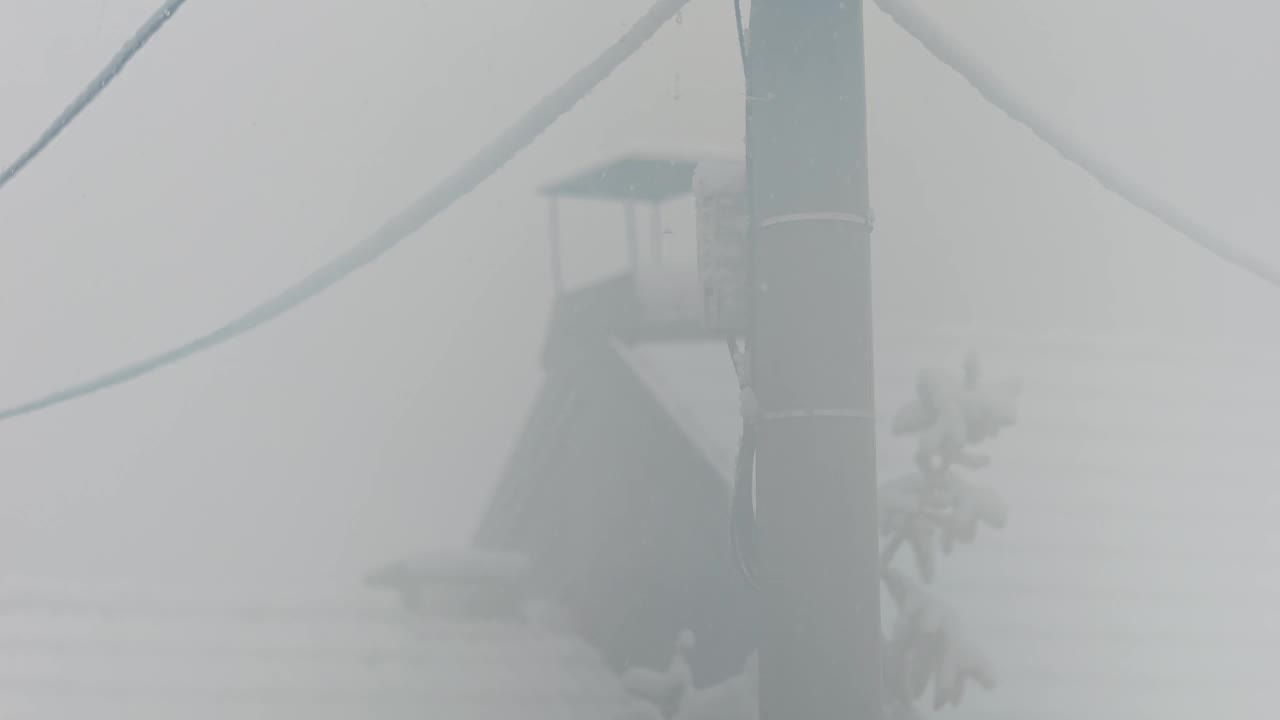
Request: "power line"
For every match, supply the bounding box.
[0,0,692,423]
[873,0,1280,291]
[731,0,748,76]
[0,0,191,193]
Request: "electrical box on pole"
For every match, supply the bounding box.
[693,158,750,333]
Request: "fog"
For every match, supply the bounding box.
[1,0,1278,717]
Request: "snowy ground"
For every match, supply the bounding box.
[0,577,632,719]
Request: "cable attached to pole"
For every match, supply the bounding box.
[732,0,749,72]
[873,0,1280,292]
[728,0,762,590]
[728,338,760,589]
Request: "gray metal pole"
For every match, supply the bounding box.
[747,1,882,718]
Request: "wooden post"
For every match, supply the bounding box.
[650,202,664,265]
[747,1,882,719]
[625,201,639,273]
[548,197,564,295]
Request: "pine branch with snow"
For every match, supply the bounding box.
[883,569,997,711]
[892,351,1020,472]
[881,351,1018,716]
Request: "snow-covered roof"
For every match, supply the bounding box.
[612,328,1280,720]
[0,578,639,720]
[611,338,741,479]
[541,156,697,203]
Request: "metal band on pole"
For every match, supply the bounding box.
[759,211,874,230]
[756,408,875,422]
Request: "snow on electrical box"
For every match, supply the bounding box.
[693,159,749,332]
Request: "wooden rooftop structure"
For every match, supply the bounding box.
[540,156,698,203]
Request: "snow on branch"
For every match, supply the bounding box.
[882,351,1018,717]
[893,351,1019,472]
[884,568,997,711]
[880,467,1007,581]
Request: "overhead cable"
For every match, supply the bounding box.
[0,0,692,422]
[0,0,191,193]
[874,0,1280,291]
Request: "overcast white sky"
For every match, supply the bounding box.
[0,0,1277,590]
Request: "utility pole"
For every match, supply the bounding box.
[746,1,881,719]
